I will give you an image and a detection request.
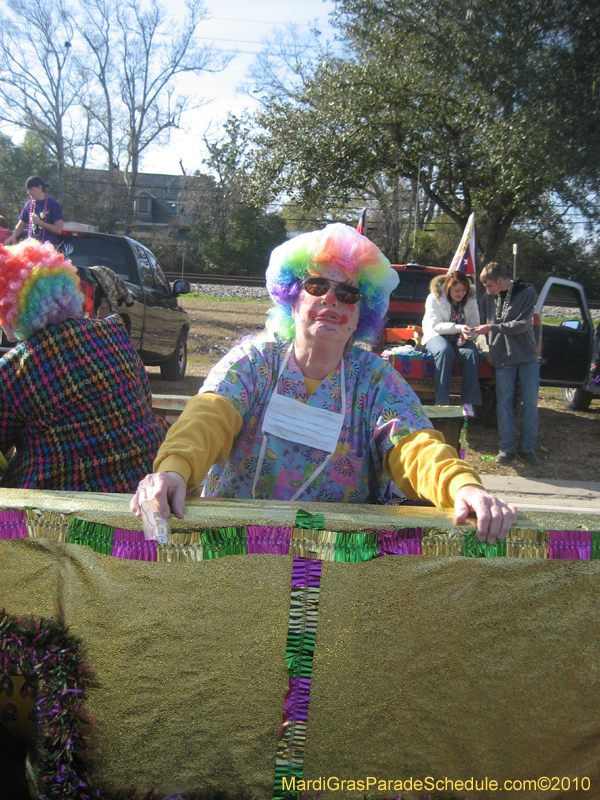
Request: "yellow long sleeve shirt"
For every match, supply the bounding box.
[155,387,482,508]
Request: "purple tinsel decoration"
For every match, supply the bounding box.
[291,557,322,587]
[0,610,94,799]
[378,528,422,556]
[284,677,311,724]
[111,528,157,561]
[0,509,28,539]
[246,525,292,554]
[548,530,592,560]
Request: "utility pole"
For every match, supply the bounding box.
[513,243,518,280]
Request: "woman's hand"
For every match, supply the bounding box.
[460,325,473,339]
[454,484,517,544]
[472,324,491,335]
[130,471,187,519]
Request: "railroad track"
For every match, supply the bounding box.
[165,272,266,287]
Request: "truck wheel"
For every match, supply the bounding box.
[160,330,188,381]
[562,387,593,411]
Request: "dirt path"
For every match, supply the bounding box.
[147,295,600,481]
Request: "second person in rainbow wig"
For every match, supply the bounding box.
[133,223,517,544]
[0,239,168,492]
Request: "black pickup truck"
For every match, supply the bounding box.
[1,230,191,381]
[536,277,600,411]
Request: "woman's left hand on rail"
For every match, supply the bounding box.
[454,484,517,544]
[130,471,187,519]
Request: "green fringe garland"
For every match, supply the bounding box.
[68,517,115,554]
[461,530,508,558]
[200,527,247,559]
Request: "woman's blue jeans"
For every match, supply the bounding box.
[495,361,540,454]
[425,335,482,406]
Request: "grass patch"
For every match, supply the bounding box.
[187,353,218,373]
[182,292,271,304]
[540,316,585,327]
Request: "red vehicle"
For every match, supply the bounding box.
[387,262,447,327]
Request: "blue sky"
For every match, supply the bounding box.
[143,0,337,174]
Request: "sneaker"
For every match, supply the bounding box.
[519,451,540,465]
[495,451,515,464]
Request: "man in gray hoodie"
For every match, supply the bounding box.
[473,262,540,465]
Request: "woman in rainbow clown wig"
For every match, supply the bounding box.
[0,240,167,491]
[133,223,516,543]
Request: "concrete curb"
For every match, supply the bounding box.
[480,476,600,514]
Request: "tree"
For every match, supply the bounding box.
[188,115,288,275]
[0,133,54,224]
[192,204,288,276]
[248,0,600,262]
[0,0,88,195]
[77,0,229,223]
[0,0,228,225]
[75,0,121,172]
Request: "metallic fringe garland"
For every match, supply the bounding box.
[274,556,322,800]
[0,508,596,564]
[25,508,70,542]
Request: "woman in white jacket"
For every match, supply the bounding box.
[421,270,482,406]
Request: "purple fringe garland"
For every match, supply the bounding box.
[111,528,157,561]
[378,528,422,555]
[0,509,28,540]
[247,525,292,554]
[291,557,322,587]
[548,530,592,561]
[284,677,311,725]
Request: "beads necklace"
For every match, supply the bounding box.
[495,280,514,320]
[28,194,49,242]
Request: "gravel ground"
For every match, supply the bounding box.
[545,306,600,320]
[189,283,270,300]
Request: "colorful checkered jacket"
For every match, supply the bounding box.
[0,315,168,492]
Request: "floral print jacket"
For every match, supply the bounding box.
[199,336,432,503]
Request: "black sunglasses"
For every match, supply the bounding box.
[302,276,361,305]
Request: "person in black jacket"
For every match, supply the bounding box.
[473,262,540,465]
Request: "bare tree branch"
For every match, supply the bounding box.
[0,0,89,192]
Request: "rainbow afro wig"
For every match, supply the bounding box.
[0,239,83,341]
[265,223,398,344]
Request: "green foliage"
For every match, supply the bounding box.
[409,215,464,268]
[191,204,288,276]
[278,198,359,232]
[188,115,288,275]
[495,228,600,301]
[413,213,600,300]
[249,0,600,261]
[0,133,54,223]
